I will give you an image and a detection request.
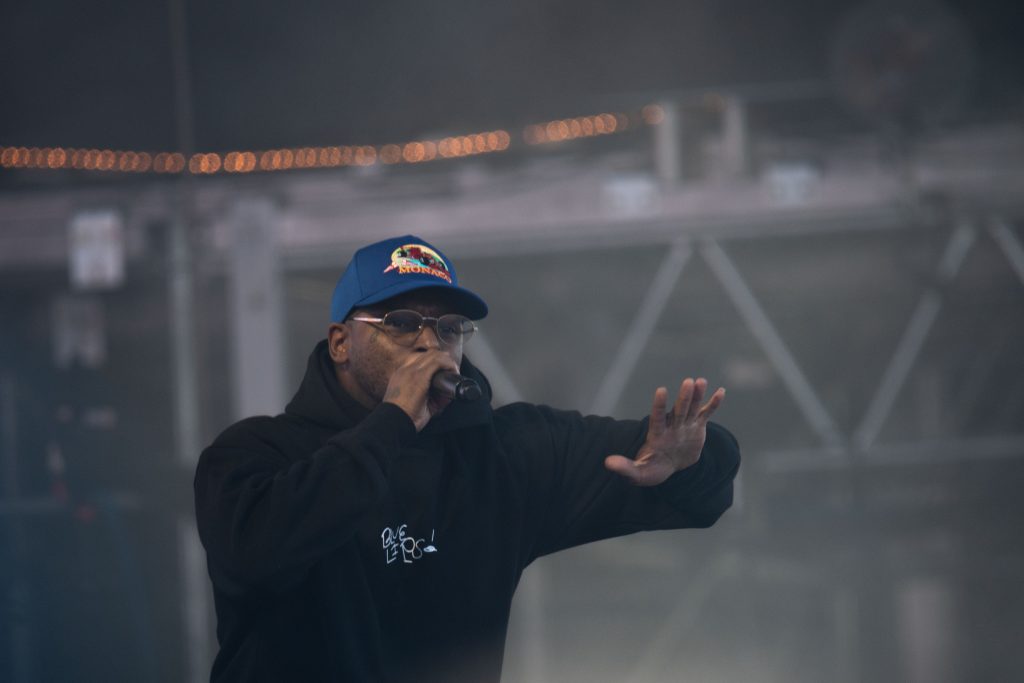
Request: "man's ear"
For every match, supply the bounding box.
[327,322,351,365]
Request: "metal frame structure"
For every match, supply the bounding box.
[2,106,1023,682]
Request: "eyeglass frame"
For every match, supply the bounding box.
[347,309,478,347]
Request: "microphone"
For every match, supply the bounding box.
[431,371,482,402]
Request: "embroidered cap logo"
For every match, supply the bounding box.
[382,244,453,284]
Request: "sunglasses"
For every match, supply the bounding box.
[348,309,477,346]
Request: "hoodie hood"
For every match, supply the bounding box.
[284,339,494,435]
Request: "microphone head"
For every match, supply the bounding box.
[431,370,483,402]
[456,380,482,402]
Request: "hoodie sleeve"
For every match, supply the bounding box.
[496,404,740,562]
[194,402,416,595]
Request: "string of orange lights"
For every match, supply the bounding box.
[0,107,664,176]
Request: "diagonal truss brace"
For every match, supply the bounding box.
[989,218,1024,286]
[853,223,976,449]
[589,238,692,416]
[701,238,845,448]
[575,219,1009,464]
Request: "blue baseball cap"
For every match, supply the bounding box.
[330,234,488,322]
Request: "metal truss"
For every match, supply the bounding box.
[472,215,1021,477]
[491,217,1024,683]
[453,216,1024,475]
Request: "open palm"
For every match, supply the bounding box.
[605,377,725,486]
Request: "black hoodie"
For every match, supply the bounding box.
[194,340,740,682]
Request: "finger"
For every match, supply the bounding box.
[604,455,645,485]
[672,378,694,425]
[687,378,707,420]
[648,387,668,438]
[434,352,461,374]
[411,349,459,374]
[697,387,726,420]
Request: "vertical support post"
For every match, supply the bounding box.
[228,199,286,419]
[833,584,860,683]
[167,1,211,680]
[897,577,956,683]
[169,209,211,681]
[169,215,201,467]
[1,375,32,683]
[653,101,682,187]
[721,95,749,180]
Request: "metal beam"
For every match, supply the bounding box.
[653,101,682,187]
[700,238,844,447]
[721,95,749,179]
[854,223,976,449]
[760,433,1024,473]
[990,218,1024,285]
[589,238,691,416]
[228,198,287,419]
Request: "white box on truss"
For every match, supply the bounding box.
[68,209,124,290]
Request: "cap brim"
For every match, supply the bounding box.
[355,280,488,320]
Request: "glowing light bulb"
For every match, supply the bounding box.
[641,104,664,125]
[402,142,421,163]
[380,144,401,164]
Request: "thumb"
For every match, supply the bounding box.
[604,455,643,484]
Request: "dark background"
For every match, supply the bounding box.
[2,0,1021,155]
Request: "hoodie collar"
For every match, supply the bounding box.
[284,339,494,434]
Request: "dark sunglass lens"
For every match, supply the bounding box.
[383,311,424,335]
[437,315,473,343]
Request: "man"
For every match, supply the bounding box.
[194,234,740,683]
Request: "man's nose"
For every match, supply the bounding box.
[413,322,442,350]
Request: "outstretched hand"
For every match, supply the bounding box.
[604,378,725,487]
